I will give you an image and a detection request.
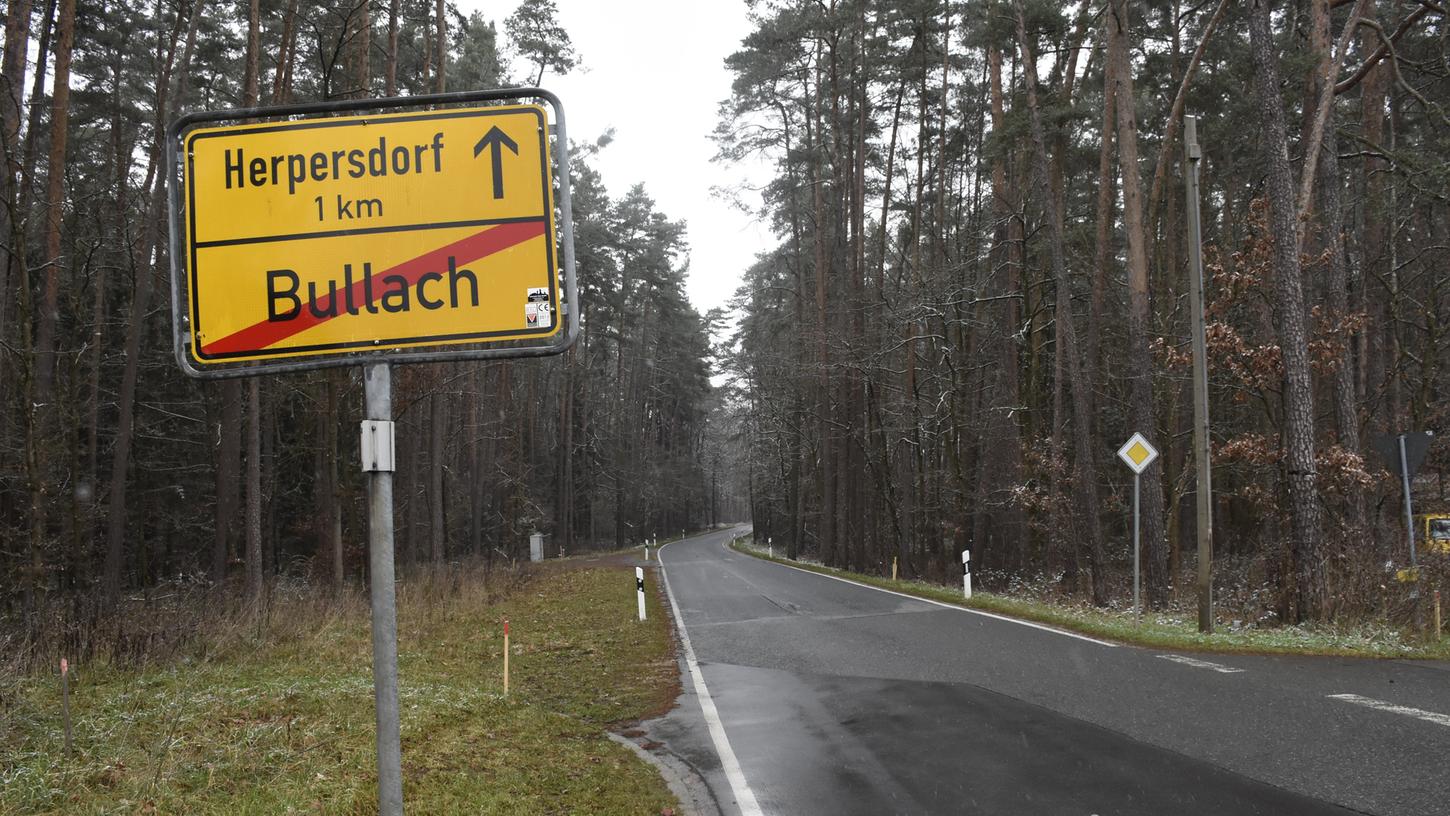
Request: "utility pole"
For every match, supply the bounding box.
[1184,114,1214,633]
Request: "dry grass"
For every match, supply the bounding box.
[0,561,679,815]
[731,537,1450,660]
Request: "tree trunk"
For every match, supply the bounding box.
[1248,0,1327,622]
[1304,0,1365,534]
[0,0,33,370]
[326,375,343,585]
[385,0,399,96]
[1015,2,1107,604]
[240,0,263,605]
[103,0,198,602]
[430,389,445,564]
[434,0,446,93]
[1359,0,1391,435]
[354,0,369,97]
[244,379,263,604]
[22,0,73,609]
[1107,0,1169,607]
[213,380,241,584]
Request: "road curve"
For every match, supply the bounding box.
[648,527,1450,816]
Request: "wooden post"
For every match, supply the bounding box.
[1434,591,1442,641]
[503,618,510,696]
[60,660,71,759]
[1184,114,1215,634]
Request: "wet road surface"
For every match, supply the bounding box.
[643,527,1450,816]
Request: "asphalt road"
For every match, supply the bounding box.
[645,527,1450,816]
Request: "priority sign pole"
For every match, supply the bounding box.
[1133,472,1141,625]
[363,362,404,816]
[1118,432,1159,626]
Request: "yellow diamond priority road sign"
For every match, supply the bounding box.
[1117,432,1160,474]
[169,96,573,375]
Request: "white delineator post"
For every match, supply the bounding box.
[636,567,647,621]
[962,550,972,599]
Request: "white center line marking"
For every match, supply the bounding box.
[1156,654,1245,673]
[659,535,766,816]
[1328,693,1450,728]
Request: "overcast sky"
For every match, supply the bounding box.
[464,0,773,316]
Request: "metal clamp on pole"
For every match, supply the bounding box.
[360,419,396,473]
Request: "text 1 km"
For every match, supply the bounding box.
[315,194,382,221]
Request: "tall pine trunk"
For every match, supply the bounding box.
[1107,0,1169,606]
[103,0,198,602]
[1248,0,1328,621]
[1015,2,1107,604]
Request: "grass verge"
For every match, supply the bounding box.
[0,564,679,815]
[729,538,1450,660]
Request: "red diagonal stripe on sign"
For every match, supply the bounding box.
[201,219,547,357]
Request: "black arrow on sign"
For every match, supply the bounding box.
[474,126,520,200]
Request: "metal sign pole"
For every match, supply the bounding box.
[1184,114,1214,634]
[364,362,404,816]
[1399,434,1418,574]
[1133,473,1141,625]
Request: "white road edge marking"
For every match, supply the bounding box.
[737,540,1118,648]
[658,535,766,816]
[1156,654,1244,673]
[1328,693,1450,728]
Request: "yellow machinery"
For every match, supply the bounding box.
[1422,514,1450,554]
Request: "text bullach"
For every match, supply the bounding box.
[266,257,480,322]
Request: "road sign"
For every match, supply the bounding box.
[165,89,578,816]
[1371,431,1434,480]
[1117,432,1159,474]
[1118,432,1158,623]
[1372,431,1437,588]
[169,93,576,377]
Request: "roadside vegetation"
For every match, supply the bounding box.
[730,536,1450,661]
[0,563,679,815]
[716,0,1450,632]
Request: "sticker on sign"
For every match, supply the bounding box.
[167,92,575,376]
[1117,432,1159,474]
